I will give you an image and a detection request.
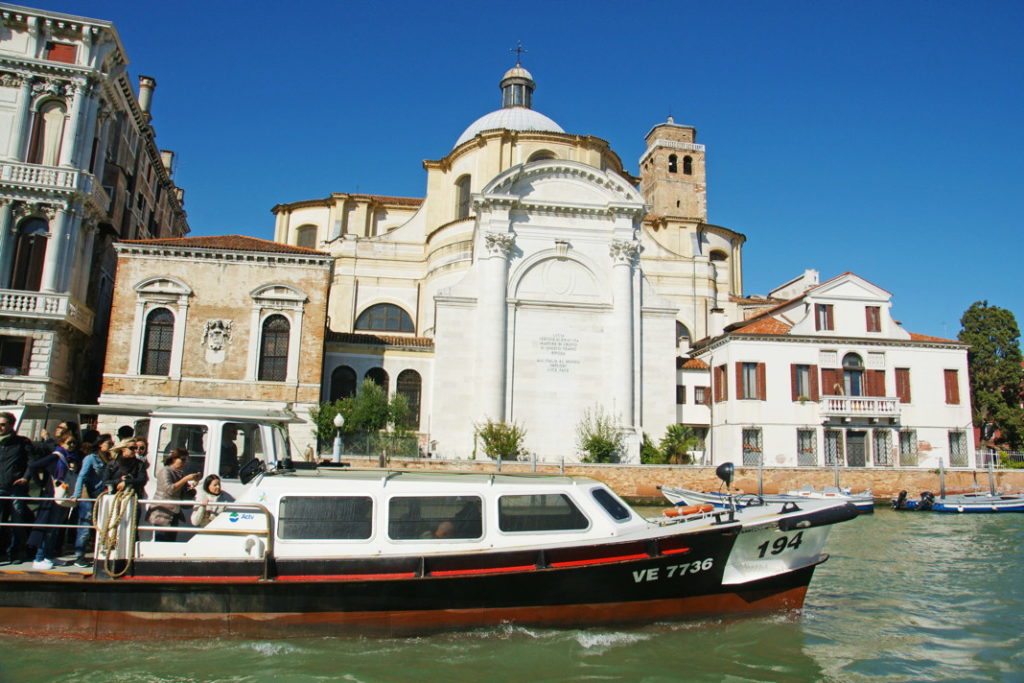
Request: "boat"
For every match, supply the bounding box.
[891,460,1024,513]
[660,484,876,514]
[0,448,860,638]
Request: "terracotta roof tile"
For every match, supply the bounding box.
[909,332,959,343]
[734,318,793,335]
[677,357,708,370]
[326,331,434,348]
[123,235,329,256]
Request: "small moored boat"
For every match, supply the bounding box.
[660,485,875,514]
[0,461,859,638]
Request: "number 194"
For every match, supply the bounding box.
[756,532,803,558]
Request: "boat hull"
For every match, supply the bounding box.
[0,518,837,638]
[0,561,821,638]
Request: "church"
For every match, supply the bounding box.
[268,60,974,466]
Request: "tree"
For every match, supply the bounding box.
[959,301,1024,449]
[640,432,668,465]
[575,406,623,463]
[310,380,412,450]
[659,424,698,464]
[475,420,527,460]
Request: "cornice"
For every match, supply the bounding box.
[693,332,967,355]
[115,243,335,267]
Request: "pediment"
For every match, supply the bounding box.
[812,273,891,302]
[481,160,645,213]
[134,276,192,296]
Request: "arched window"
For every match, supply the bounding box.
[355,303,414,333]
[396,369,422,430]
[455,174,472,219]
[843,353,864,397]
[527,150,556,162]
[258,315,290,381]
[709,250,728,262]
[668,154,678,173]
[683,155,693,175]
[330,365,357,401]
[366,367,389,395]
[27,100,66,166]
[295,224,318,249]
[9,218,48,291]
[676,321,691,345]
[141,308,174,376]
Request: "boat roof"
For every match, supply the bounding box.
[260,467,600,492]
[10,402,301,423]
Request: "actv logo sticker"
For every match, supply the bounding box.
[228,512,256,523]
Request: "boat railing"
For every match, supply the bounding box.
[0,493,275,579]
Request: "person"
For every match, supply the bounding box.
[0,412,33,565]
[35,421,80,456]
[133,437,150,466]
[15,433,77,570]
[219,425,240,479]
[149,448,200,542]
[432,520,455,539]
[190,474,235,527]
[104,439,148,497]
[71,434,114,567]
[116,425,134,442]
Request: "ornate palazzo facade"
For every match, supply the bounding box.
[0,4,188,403]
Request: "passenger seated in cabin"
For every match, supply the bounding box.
[431,521,455,539]
[219,425,240,479]
[190,474,235,527]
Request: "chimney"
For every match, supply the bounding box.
[709,308,726,337]
[138,75,156,119]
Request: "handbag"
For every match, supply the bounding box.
[53,478,76,508]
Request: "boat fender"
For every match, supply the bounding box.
[244,535,265,559]
[663,504,714,517]
[777,502,859,531]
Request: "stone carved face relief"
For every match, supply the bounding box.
[202,320,233,351]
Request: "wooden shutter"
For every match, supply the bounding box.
[895,368,911,403]
[866,306,880,332]
[944,369,960,405]
[790,364,798,401]
[866,369,886,397]
[814,305,822,331]
[702,386,711,405]
[46,42,77,64]
[735,362,744,399]
[809,364,820,401]
[821,368,841,396]
[826,305,834,330]
[676,385,685,404]
[757,363,766,400]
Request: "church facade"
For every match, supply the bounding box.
[270,62,974,466]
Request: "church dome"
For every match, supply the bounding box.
[454,108,564,147]
[453,60,564,148]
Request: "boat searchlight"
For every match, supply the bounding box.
[716,462,735,489]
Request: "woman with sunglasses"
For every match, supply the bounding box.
[103,439,148,497]
[70,434,114,567]
[14,433,78,570]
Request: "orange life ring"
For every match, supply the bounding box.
[663,504,714,517]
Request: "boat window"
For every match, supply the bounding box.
[387,495,483,540]
[498,494,589,533]
[219,422,265,479]
[278,496,372,540]
[591,487,631,522]
[156,423,207,477]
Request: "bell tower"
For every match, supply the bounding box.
[639,117,707,222]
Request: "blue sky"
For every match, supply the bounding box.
[30,0,1024,338]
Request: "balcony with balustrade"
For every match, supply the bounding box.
[0,289,94,334]
[819,394,900,420]
[0,161,110,216]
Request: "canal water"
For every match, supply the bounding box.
[1,507,1022,682]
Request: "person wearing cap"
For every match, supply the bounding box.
[103,439,148,497]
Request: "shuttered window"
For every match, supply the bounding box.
[713,365,728,402]
[943,369,960,405]
[865,306,881,332]
[815,304,834,331]
[737,362,767,400]
[866,369,886,397]
[676,385,686,404]
[895,368,911,403]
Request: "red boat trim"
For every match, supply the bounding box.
[430,564,536,577]
[661,547,691,556]
[275,572,417,582]
[549,553,649,568]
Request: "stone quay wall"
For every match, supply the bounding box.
[332,456,1024,503]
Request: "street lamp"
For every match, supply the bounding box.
[332,413,345,463]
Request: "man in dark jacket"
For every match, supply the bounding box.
[0,412,33,564]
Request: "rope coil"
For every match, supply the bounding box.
[98,488,138,578]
